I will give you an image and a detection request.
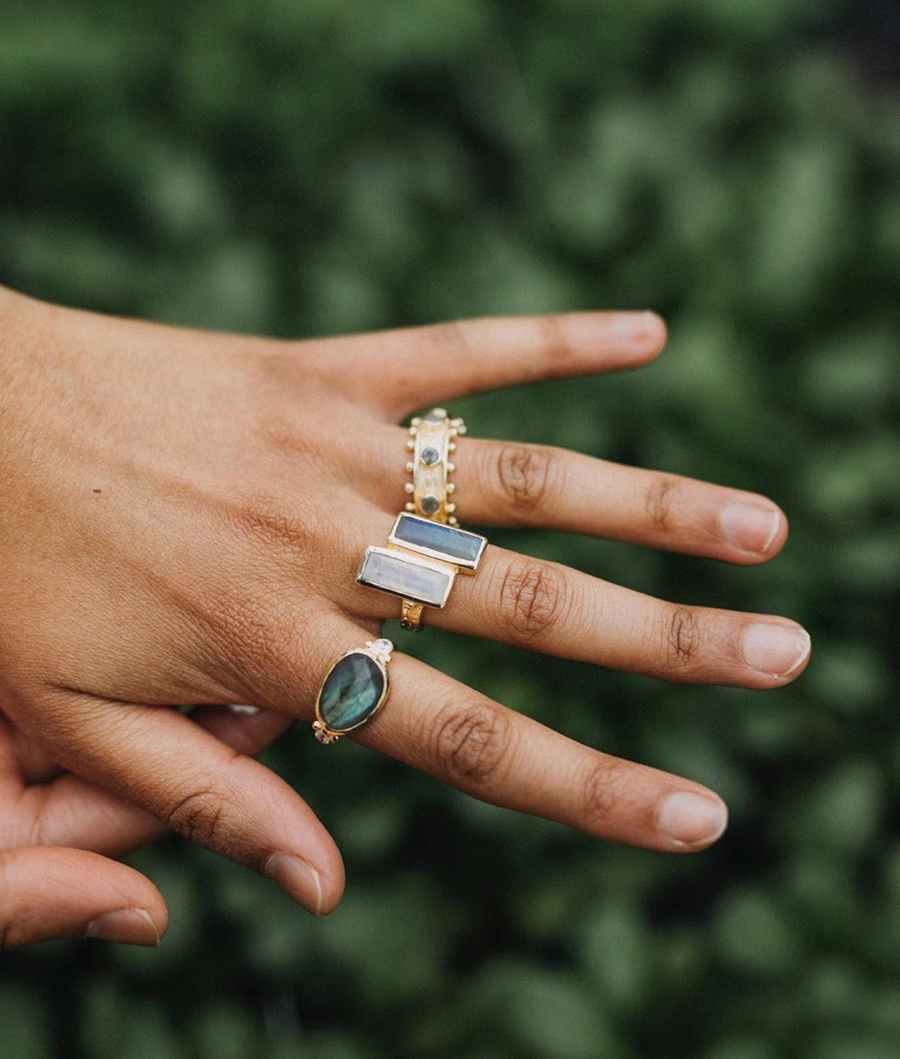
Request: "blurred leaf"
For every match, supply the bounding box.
[713,887,802,975]
[0,985,54,1059]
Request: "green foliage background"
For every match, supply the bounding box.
[1,1,899,1056]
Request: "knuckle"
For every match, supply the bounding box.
[644,475,677,533]
[227,590,292,668]
[426,320,473,360]
[225,493,318,557]
[203,582,284,662]
[164,782,228,847]
[494,444,556,515]
[200,578,323,709]
[664,606,702,666]
[430,699,511,785]
[582,756,631,825]
[498,558,568,642]
[536,314,576,360]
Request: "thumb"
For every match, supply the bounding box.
[0,846,167,949]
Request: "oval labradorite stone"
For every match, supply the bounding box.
[318,652,386,733]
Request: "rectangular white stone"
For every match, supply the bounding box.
[357,547,456,608]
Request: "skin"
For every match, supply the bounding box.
[0,286,810,948]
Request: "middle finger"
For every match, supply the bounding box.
[362,427,787,564]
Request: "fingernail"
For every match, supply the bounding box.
[742,623,811,676]
[657,792,728,846]
[611,311,659,344]
[85,908,159,946]
[719,502,781,554]
[264,853,323,915]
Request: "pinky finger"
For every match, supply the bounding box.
[354,655,728,853]
[0,847,166,949]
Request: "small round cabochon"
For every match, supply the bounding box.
[317,651,386,733]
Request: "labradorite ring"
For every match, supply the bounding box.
[404,407,466,526]
[313,638,394,744]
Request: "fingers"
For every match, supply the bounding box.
[3,772,160,854]
[198,622,726,853]
[351,654,727,852]
[36,693,344,916]
[0,706,293,860]
[457,548,810,686]
[347,532,811,689]
[303,311,667,417]
[457,548,811,686]
[454,441,788,564]
[363,430,788,565]
[0,847,166,949]
[193,703,293,758]
[214,622,727,853]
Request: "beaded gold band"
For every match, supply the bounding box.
[399,407,468,627]
[404,407,466,526]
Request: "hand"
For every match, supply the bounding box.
[0,702,288,948]
[0,287,809,936]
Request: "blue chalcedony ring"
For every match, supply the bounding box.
[313,639,394,744]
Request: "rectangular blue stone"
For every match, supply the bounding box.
[357,546,455,607]
[387,514,486,572]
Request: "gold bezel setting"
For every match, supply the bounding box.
[313,639,393,744]
[357,546,457,608]
[386,512,487,574]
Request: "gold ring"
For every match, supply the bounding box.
[404,407,466,526]
[399,407,468,626]
[400,600,425,631]
[357,513,488,630]
[313,638,394,744]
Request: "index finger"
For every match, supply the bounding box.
[35,692,345,916]
[0,847,167,949]
[3,706,293,857]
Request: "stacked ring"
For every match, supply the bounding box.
[393,407,479,628]
[357,512,488,630]
[316,410,487,743]
[404,407,466,525]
